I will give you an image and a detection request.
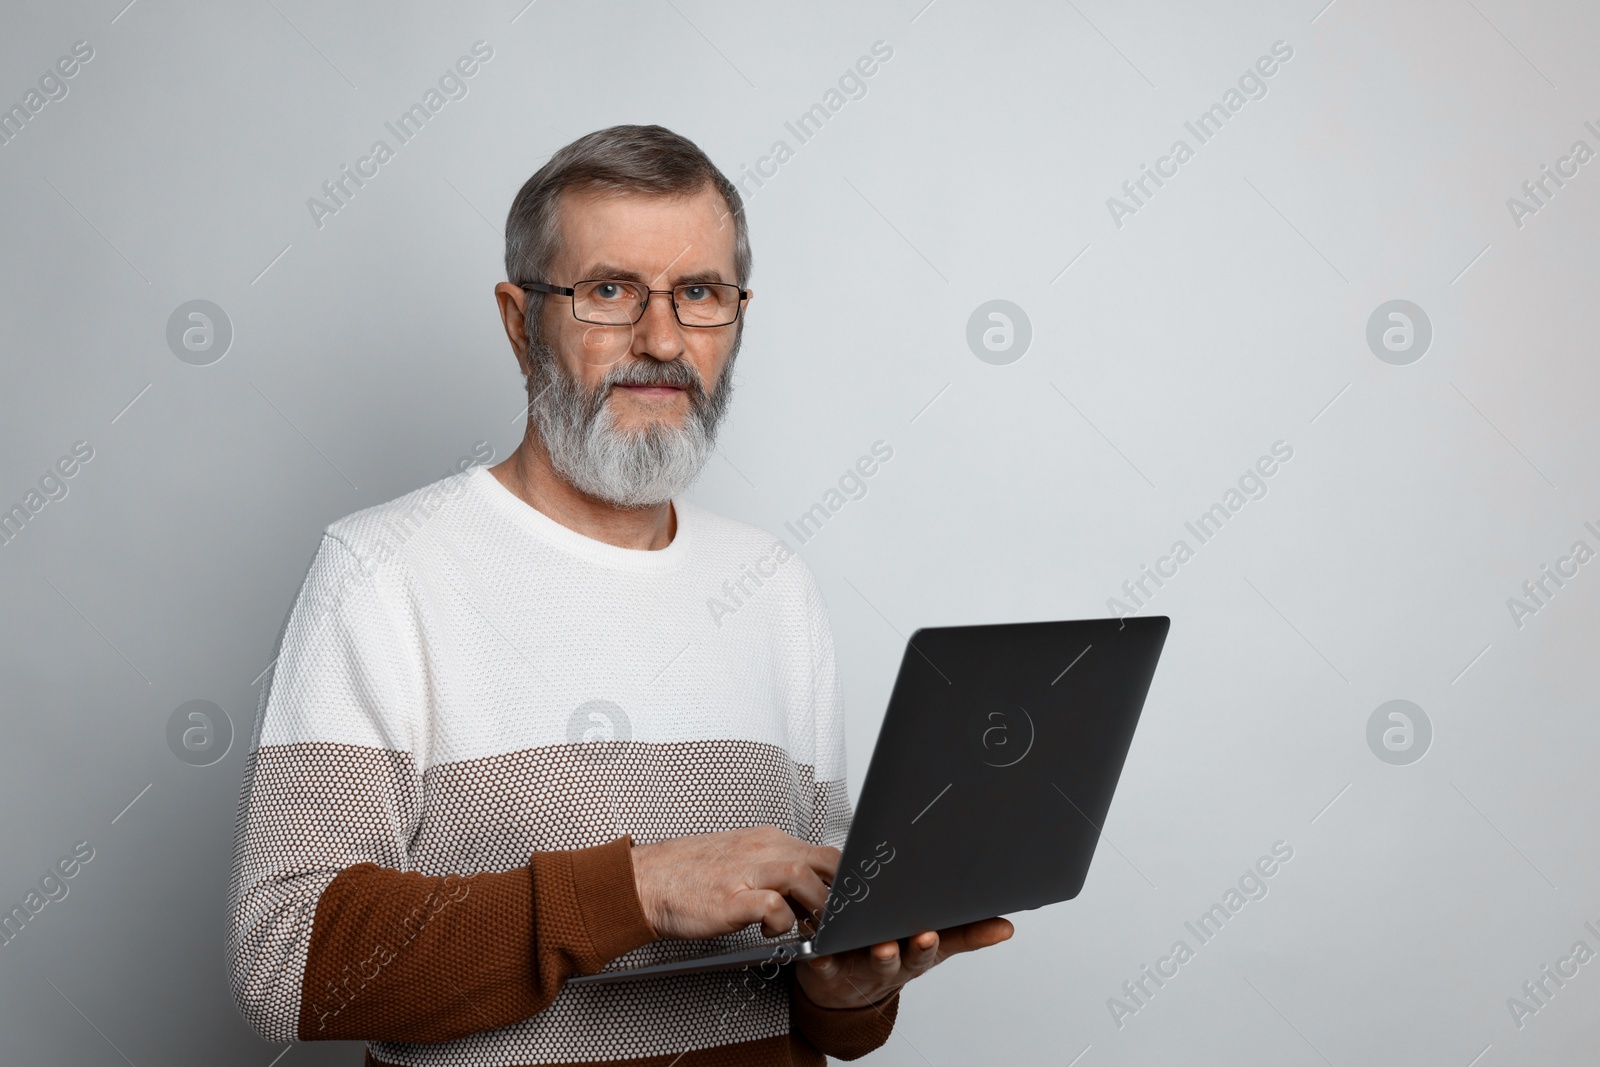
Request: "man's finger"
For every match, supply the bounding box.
[869,940,900,973]
[801,844,841,882]
[748,859,832,923]
[733,888,798,937]
[807,954,839,978]
[903,930,940,973]
[931,917,1014,958]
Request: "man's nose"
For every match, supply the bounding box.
[632,291,687,362]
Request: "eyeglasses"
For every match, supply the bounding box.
[521,279,750,328]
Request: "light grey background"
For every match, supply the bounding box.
[2,0,1597,1064]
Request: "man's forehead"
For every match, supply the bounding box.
[554,184,736,278]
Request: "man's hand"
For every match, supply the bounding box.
[794,917,1015,1010]
[630,826,840,940]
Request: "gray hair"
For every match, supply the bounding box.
[503,125,751,340]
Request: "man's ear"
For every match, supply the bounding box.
[494,282,532,373]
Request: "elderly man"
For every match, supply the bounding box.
[228,124,1010,1067]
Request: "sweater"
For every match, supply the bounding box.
[226,465,898,1065]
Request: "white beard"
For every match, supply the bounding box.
[525,340,737,509]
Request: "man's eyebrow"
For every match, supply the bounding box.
[672,268,728,285]
[580,264,729,286]
[581,264,649,283]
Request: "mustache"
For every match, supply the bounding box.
[589,358,712,418]
[601,357,707,392]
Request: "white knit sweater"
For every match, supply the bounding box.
[227,466,854,1066]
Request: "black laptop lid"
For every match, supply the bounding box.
[813,616,1169,953]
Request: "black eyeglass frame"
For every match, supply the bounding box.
[520,279,751,328]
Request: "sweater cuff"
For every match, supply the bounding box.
[789,977,900,1061]
[570,834,658,968]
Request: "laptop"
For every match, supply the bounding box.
[567,615,1170,986]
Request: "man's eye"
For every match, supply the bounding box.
[595,283,626,300]
[680,285,709,302]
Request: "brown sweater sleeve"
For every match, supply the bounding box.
[298,835,658,1042]
[788,977,900,1061]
